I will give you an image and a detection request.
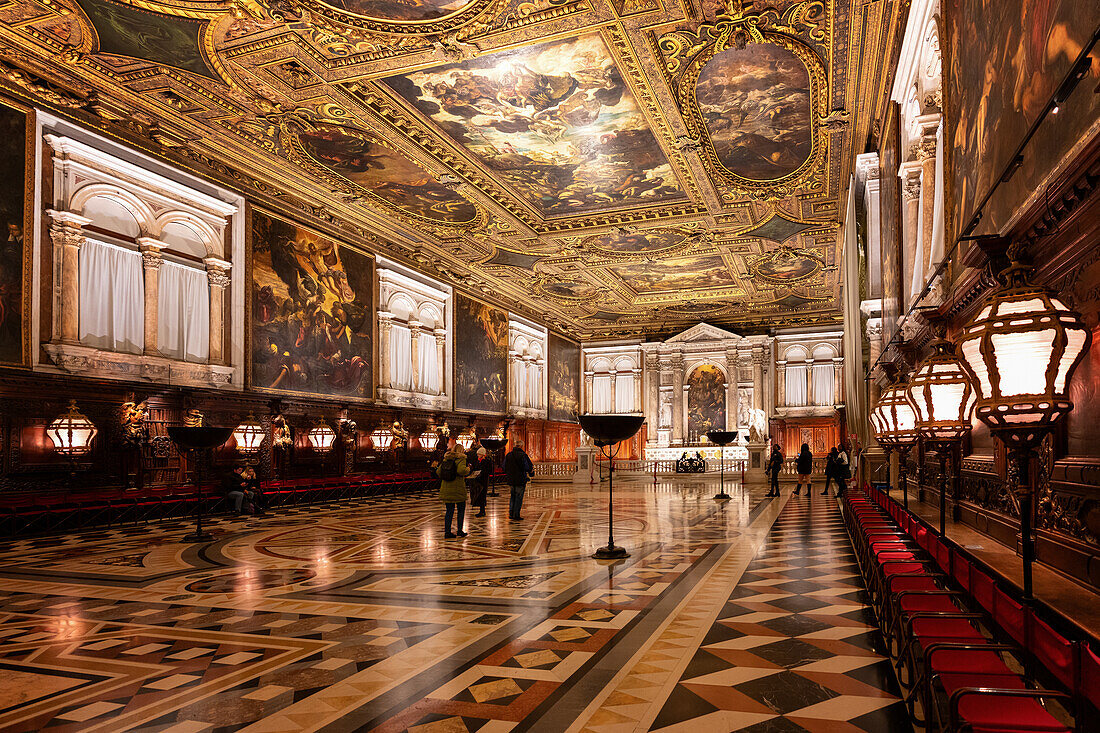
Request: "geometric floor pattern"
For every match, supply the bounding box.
[0,477,911,732]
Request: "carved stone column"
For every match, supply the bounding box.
[866,317,884,406]
[776,361,787,408]
[644,353,659,441]
[751,349,765,410]
[632,367,642,414]
[138,237,166,355]
[434,327,446,396]
[899,161,923,307]
[609,368,617,414]
[584,371,594,414]
[833,357,844,405]
[47,210,92,344]
[203,257,231,364]
[409,321,421,392]
[671,353,685,443]
[378,314,393,388]
[507,350,519,407]
[917,114,943,280]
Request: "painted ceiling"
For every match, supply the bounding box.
[0,0,902,338]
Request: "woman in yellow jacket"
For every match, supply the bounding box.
[433,437,471,538]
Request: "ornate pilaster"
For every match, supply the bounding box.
[751,349,766,410]
[917,113,943,281]
[47,210,92,344]
[644,353,659,442]
[833,357,844,405]
[203,257,231,364]
[409,321,421,392]
[609,367,618,413]
[671,353,685,443]
[434,327,446,396]
[138,237,166,356]
[776,360,787,408]
[378,313,393,388]
[583,370,594,414]
[900,161,924,307]
[866,317,884,407]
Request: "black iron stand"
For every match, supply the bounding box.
[183,447,214,543]
[593,442,628,560]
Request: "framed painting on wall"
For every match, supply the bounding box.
[453,292,507,414]
[248,208,374,400]
[0,99,30,366]
[548,333,580,423]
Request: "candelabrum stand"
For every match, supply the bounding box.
[168,426,234,543]
[578,415,644,560]
[706,430,738,501]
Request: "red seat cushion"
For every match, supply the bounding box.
[953,690,1070,732]
[928,649,1017,676]
[898,595,963,614]
[912,618,985,641]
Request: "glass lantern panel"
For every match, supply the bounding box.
[961,338,992,398]
[1054,329,1088,392]
[930,381,968,421]
[991,330,1055,396]
[997,297,1048,317]
[895,403,917,431]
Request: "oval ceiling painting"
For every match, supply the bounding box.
[695,43,813,181]
[752,249,822,283]
[318,0,477,22]
[297,127,478,226]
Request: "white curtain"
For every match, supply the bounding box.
[785,364,808,406]
[79,239,143,354]
[527,362,540,408]
[812,363,834,405]
[158,261,209,362]
[593,374,613,413]
[615,372,634,413]
[417,331,438,393]
[390,324,412,390]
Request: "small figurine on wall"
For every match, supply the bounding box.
[272,413,292,478]
[183,408,204,428]
[119,394,148,490]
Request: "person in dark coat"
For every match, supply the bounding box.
[823,447,840,496]
[503,440,534,520]
[794,443,813,496]
[471,446,493,517]
[765,445,783,497]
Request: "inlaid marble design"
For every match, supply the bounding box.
[0,479,906,732]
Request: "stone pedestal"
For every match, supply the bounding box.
[574,446,600,485]
[746,442,768,481]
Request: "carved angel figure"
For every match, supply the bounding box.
[272,415,293,452]
[183,408,204,428]
[120,399,148,448]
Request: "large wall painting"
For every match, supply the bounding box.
[0,102,25,365]
[73,0,219,81]
[453,293,508,413]
[948,0,1100,236]
[695,43,813,181]
[250,210,374,399]
[687,364,726,439]
[320,0,476,22]
[548,334,580,423]
[384,33,686,217]
[294,125,479,226]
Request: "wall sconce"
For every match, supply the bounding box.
[233,415,266,456]
[307,420,336,454]
[47,400,98,457]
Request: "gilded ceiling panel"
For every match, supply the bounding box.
[0,0,902,338]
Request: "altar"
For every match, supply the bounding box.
[645,443,749,462]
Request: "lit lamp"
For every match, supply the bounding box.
[232,415,266,456]
[370,425,394,452]
[958,257,1091,600]
[308,420,336,454]
[456,429,477,451]
[908,336,976,535]
[869,372,919,509]
[47,400,98,457]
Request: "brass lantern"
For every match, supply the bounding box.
[370,425,394,451]
[870,379,919,449]
[307,420,336,454]
[456,429,477,451]
[47,400,98,457]
[232,415,266,455]
[957,260,1091,449]
[908,338,977,442]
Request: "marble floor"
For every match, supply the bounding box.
[0,477,909,732]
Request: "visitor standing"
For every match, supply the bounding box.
[432,437,470,538]
[794,443,813,496]
[836,444,850,496]
[823,447,839,496]
[765,444,783,497]
[471,446,493,518]
[504,440,534,520]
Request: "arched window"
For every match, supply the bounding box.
[784,346,809,406]
[811,345,836,405]
[388,296,414,390]
[78,197,144,354]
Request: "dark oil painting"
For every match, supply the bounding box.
[0,103,24,364]
[385,34,686,217]
[688,364,726,438]
[695,43,812,181]
[548,334,580,423]
[297,126,478,225]
[453,293,508,413]
[251,210,374,399]
[612,254,737,293]
[323,0,476,21]
[586,229,688,254]
[752,250,821,283]
[948,0,1100,236]
[74,0,217,80]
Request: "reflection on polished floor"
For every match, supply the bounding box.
[0,477,909,732]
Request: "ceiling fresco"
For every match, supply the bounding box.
[0,0,903,338]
